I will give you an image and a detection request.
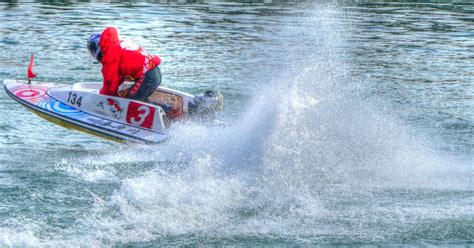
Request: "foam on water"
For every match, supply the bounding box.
[1,3,472,246]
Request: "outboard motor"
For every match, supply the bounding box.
[190,90,223,119]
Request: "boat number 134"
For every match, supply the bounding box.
[67,92,82,107]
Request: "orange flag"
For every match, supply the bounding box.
[27,54,37,79]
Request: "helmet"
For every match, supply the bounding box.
[87,33,102,62]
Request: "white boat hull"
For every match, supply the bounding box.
[3,80,213,144]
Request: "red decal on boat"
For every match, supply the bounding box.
[14,88,46,99]
[126,102,155,129]
[106,98,122,112]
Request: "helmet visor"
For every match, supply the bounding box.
[87,33,101,62]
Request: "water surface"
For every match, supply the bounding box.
[0,1,472,246]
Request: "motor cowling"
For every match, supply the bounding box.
[191,90,223,118]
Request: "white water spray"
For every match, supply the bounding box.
[9,3,470,246]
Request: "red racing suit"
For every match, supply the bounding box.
[98,27,161,96]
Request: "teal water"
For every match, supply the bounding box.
[0,1,473,246]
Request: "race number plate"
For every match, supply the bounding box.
[126,102,155,129]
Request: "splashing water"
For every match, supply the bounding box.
[1,2,472,246]
[46,4,470,246]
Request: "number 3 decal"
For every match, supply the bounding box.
[126,102,155,129]
[130,105,150,126]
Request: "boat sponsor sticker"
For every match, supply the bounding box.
[126,102,155,129]
[96,98,123,119]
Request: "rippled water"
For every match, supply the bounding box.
[0,1,473,246]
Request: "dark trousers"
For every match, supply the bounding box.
[127,67,161,102]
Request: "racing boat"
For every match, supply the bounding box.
[3,79,222,144]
